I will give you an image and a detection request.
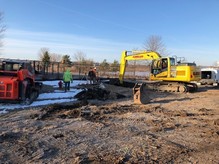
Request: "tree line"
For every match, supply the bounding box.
[38,47,120,74]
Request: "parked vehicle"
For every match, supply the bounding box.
[0,59,42,104]
[200,68,219,86]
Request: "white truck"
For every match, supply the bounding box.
[200,68,219,86]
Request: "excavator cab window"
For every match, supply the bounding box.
[151,58,169,75]
[151,59,161,75]
[162,59,167,70]
[170,58,175,66]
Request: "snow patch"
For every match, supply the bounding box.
[0,80,87,114]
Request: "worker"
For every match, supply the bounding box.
[93,67,99,83]
[63,69,73,92]
[88,67,96,84]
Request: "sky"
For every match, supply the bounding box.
[0,0,219,66]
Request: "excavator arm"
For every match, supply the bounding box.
[119,50,161,84]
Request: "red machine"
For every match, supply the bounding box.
[0,59,42,104]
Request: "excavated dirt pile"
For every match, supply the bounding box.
[0,84,218,163]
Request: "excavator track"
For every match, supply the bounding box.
[133,81,198,104]
[148,81,198,93]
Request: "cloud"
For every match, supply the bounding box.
[2,29,217,66]
[2,29,139,62]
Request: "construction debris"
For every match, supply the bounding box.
[74,83,127,101]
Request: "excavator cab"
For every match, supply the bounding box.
[150,56,200,84]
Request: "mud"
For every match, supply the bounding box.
[0,84,218,163]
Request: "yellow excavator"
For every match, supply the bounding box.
[119,50,201,103]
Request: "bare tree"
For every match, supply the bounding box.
[143,35,168,56]
[50,53,62,62]
[73,51,86,62]
[73,51,94,66]
[0,12,6,49]
[73,51,94,76]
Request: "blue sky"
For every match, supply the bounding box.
[0,0,219,66]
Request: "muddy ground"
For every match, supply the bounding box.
[0,84,219,163]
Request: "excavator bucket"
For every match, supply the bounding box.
[133,83,151,104]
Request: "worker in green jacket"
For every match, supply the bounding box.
[63,69,73,92]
